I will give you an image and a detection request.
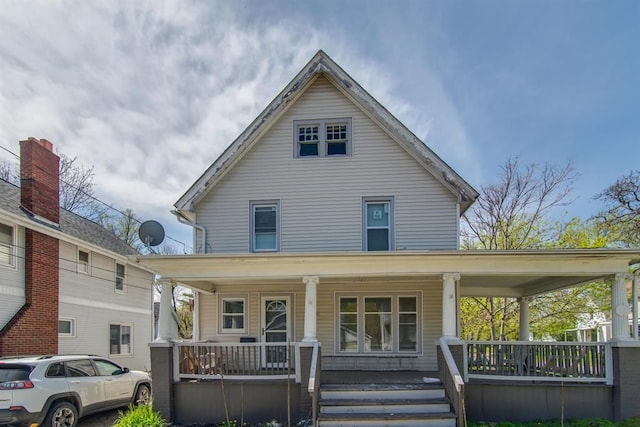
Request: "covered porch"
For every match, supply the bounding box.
[134,249,640,425]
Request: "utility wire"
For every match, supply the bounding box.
[0,144,192,252]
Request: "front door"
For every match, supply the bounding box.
[261,296,290,367]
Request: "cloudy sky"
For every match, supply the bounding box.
[1,0,638,250]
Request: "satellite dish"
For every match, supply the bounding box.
[138,220,165,247]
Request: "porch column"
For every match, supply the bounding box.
[518,297,531,341]
[612,273,632,341]
[302,276,319,342]
[442,273,460,338]
[192,291,200,342]
[156,279,177,342]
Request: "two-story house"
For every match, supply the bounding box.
[138,51,640,425]
[0,138,155,371]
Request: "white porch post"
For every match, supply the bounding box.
[156,279,177,342]
[518,297,531,341]
[192,291,200,342]
[612,273,632,341]
[302,276,319,342]
[442,273,460,338]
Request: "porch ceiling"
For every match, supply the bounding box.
[130,249,640,298]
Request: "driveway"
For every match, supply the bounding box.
[77,408,122,426]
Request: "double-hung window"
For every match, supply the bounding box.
[0,223,14,266]
[115,263,125,292]
[78,250,90,274]
[220,297,246,333]
[251,201,279,252]
[294,118,351,158]
[337,294,419,354]
[363,197,394,251]
[109,324,132,356]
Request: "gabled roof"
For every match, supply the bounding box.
[0,178,137,257]
[175,50,479,216]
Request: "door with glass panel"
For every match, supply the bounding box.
[260,296,290,367]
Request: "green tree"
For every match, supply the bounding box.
[593,170,640,247]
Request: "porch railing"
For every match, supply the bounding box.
[439,337,466,426]
[467,341,612,384]
[175,341,300,382]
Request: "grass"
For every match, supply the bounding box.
[469,418,640,427]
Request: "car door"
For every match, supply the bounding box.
[64,359,105,413]
[92,359,133,407]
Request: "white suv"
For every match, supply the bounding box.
[0,355,151,427]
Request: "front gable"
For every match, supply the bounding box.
[175,51,478,217]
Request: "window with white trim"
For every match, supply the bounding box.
[250,201,279,252]
[363,197,394,251]
[58,318,76,337]
[337,294,419,354]
[0,223,14,266]
[109,324,132,356]
[220,297,246,333]
[294,118,352,158]
[78,250,90,274]
[115,263,125,292]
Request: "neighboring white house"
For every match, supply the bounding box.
[0,138,155,371]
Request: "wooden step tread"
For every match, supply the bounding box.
[321,383,443,391]
[320,397,450,406]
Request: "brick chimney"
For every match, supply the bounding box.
[0,137,60,356]
[20,137,60,223]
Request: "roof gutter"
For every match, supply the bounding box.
[172,210,207,254]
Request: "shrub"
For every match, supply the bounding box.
[115,403,166,427]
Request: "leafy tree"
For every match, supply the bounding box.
[459,158,613,341]
[593,170,640,247]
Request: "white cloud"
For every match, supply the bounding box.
[0,0,475,245]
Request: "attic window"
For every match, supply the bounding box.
[294,118,351,158]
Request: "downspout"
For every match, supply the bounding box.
[171,210,207,254]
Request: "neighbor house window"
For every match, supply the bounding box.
[337,294,419,354]
[78,250,90,274]
[294,118,352,158]
[250,201,279,252]
[115,263,125,292]
[220,297,246,333]
[110,324,132,356]
[363,197,394,251]
[0,223,14,266]
[58,318,76,337]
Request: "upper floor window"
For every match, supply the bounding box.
[363,197,394,251]
[250,201,279,252]
[78,250,90,274]
[294,118,352,158]
[115,263,125,292]
[0,223,14,267]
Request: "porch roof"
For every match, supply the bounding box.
[130,249,640,298]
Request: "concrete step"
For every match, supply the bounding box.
[317,382,455,427]
[320,397,451,414]
[317,411,457,427]
[320,383,445,400]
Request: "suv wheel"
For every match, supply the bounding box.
[44,401,78,427]
[135,384,151,405]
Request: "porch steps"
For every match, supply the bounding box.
[317,382,456,427]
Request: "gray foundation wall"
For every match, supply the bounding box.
[612,344,640,421]
[174,380,302,425]
[466,382,613,422]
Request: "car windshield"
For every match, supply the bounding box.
[0,365,31,382]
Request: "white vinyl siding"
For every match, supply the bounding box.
[196,279,440,371]
[0,224,25,329]
[58,241,154,371]
[195,75,458,253]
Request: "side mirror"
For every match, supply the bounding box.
[113,367,130,375]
